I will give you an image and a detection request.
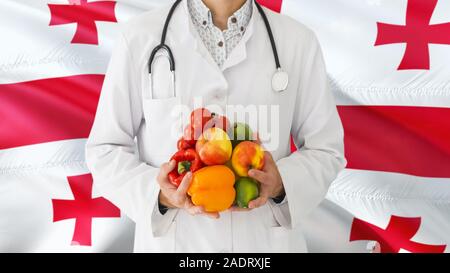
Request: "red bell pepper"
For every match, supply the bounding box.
[168,149,203,187]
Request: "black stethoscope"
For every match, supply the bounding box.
[148,0,289,98]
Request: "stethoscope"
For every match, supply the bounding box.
[148,0,289,98]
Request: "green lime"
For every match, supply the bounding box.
[235,177,259,208]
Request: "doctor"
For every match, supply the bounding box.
[86,0,346,252]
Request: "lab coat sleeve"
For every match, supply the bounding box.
[271,32,347,229]
[85,30,176,236]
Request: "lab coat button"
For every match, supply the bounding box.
[218,41,224,47]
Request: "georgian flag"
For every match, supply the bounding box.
[1,0,449,252]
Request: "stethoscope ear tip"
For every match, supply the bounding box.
[272,69,289,92]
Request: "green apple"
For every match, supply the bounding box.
[231,122,253,148]
[235,177,259,208]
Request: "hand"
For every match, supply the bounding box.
[247,151,284,209]
[157,160,219,219]
[230,150,284,212]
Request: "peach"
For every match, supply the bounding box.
[196,128,232,165]
[231,141,265,177]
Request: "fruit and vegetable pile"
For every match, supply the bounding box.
[168,108,265,212]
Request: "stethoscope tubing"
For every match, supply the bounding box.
[148,0,182,73]
[254,1,281,70]
[149,0,281,74]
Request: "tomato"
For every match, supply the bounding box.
[190,108,212,134]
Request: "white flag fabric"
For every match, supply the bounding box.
[1,0,450,253]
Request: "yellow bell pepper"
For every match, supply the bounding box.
[188,165,236,212]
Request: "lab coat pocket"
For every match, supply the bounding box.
[142,97,182,166]
[270,226,290,253]
[145,52,175,100]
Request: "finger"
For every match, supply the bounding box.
[248,187,269,209]
[252,132,261,144]
[187,205,205,215]
[202,211,220,219]
[186,201,220,219]
[229,206,252,212]
[248,196,268,209]
[264,151,274,162]
[260,152,275,173]
[176,171,193,194]
[157,167,178,190]
[259,185,270,195]
[158,178,177,190]
[159,160,176,178]
[248,169,268,183]
[186,204,220,219]
[253,133,268,151]
[184,199,200,214]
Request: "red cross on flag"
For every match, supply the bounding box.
[48,0,117,45]
[52,174,120,246]
[350,215,446,253]
[375,0,450,70]
[1,0,450,253]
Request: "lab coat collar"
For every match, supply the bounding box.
[177,0,222,74]
[221,0,260,71]
[174,0,260,73]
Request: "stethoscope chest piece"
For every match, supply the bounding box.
[272,69,289,92]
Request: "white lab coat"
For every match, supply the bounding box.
[85,1,346,253]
